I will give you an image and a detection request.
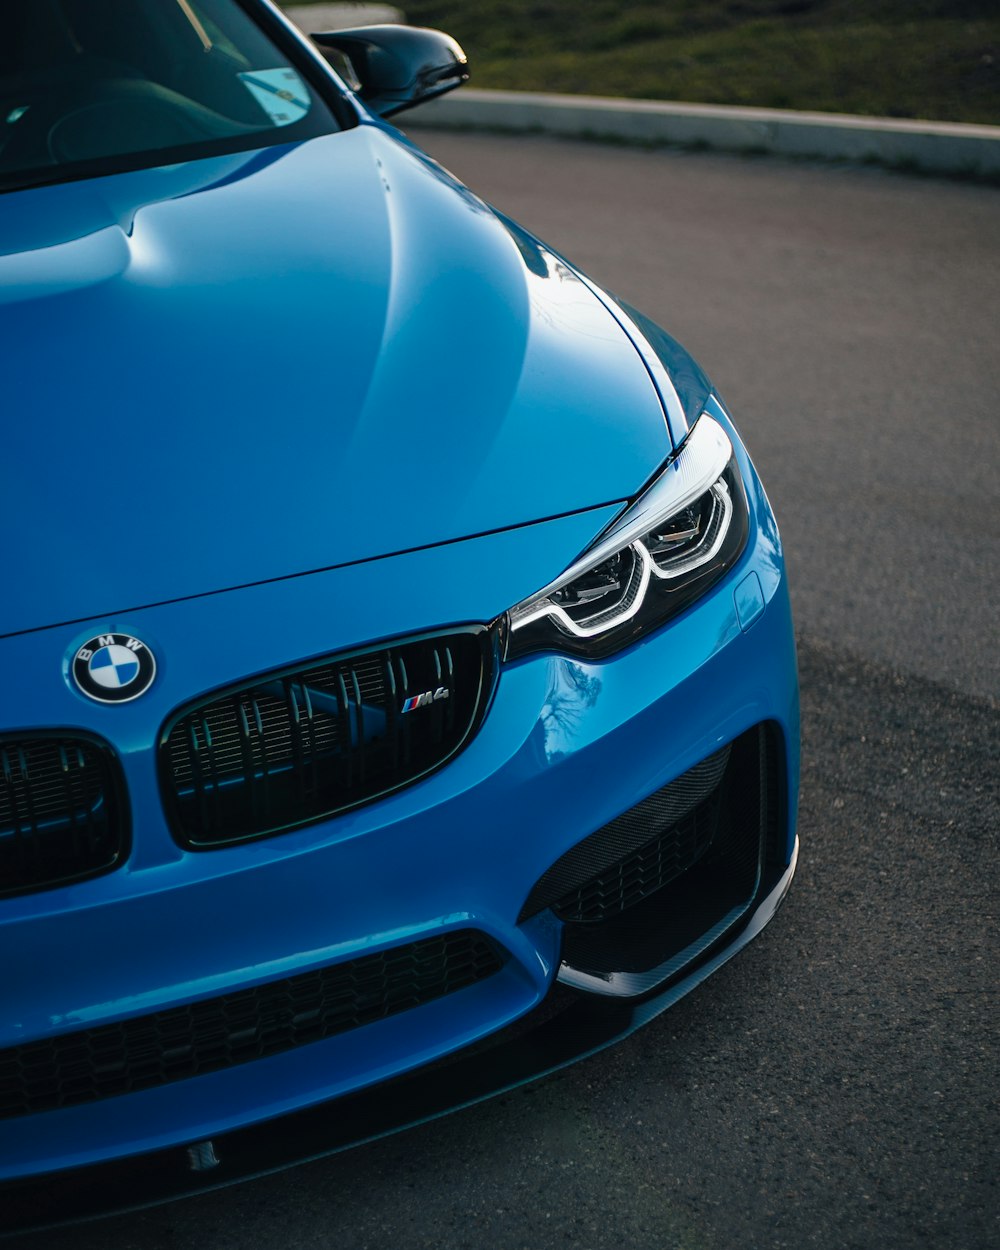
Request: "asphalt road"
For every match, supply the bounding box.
[11,137,999,1250]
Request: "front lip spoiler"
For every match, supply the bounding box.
[0,838,797,1238]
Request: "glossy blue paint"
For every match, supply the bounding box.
[0,387,798,1178]
[0,412,797,1176]
[735,570,766,632]
[0,124,670,638]
[0,2,799,1194]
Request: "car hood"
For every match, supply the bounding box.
[0,125,671,637]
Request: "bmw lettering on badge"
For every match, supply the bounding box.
[72,633,156,704]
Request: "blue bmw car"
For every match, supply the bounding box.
[0,0,799,1229]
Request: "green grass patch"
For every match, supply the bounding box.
[289,0,1000,125]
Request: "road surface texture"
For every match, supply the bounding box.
[9,135,998,1250]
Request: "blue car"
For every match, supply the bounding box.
[0,0,799,1229]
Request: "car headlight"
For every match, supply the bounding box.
[505,413,749,660]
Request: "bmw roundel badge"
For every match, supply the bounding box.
[72,633,157,704]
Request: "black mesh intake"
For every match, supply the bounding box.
[0,930,506,1121]
[160,627,494,847]
[0,734,128,899]
[557,724,783,985]
[518,746,730,923]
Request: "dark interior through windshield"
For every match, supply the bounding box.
[0,0,345,191]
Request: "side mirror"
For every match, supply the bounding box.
[311,25,469,118]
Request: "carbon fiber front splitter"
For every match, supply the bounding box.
[0,839,796,1238]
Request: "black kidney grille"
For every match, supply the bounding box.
[161,628,492,847]
[0,929,506,1121]
[0,735,127,899]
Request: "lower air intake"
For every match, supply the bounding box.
[518,745,731,924]
[0,929,506,1120]
[547,723,785,992]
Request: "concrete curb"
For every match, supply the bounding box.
[408,88,1000,179]
[283,4,403,33]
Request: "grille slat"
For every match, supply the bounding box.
[443,644,456,737]
[383,649,400,773]
[396,652,412,769]
[57,745,75,849]
[335,669,353,791]
[250,693,273,821]
[0,734,127,899]
[0,930,506,1120]
[161,629,492,848]
[349,668,366,785]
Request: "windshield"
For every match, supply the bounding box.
[0,0,346,193]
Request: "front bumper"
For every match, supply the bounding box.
[1,837,797,1234]
[0,402,799,1223]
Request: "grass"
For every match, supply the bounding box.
[286,0,1000,125]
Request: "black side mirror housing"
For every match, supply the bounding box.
[311,25,469,118]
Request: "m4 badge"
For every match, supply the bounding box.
[401,687,450,714]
